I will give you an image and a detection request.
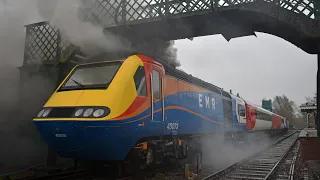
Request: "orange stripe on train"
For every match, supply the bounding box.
[116,106,225,125]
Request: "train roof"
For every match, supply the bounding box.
[159,61,230,98]
[256,106,273,115]
[245,101,272,115]
[74,51,231,99]
[141,54,231,98]
[231,94,245,102]
[244,100,286,118]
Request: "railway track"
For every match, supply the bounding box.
[16,160,179,180]
[268,139,300,180]
[203,131,298,180]
[16,168,91,180]
[15,132,297,180]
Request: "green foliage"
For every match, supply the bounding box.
[273,95,306,129]
[273,95,296,119]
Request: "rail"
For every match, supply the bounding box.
[202,131,298,180]
[267,139,300,179]
[17,169,89,180]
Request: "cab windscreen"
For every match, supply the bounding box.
[58,61,122,91]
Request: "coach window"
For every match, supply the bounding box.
[152,70,160,99]
[134,66,147,96]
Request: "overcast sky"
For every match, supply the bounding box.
[175,33,317,106]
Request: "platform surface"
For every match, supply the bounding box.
[299,128,318,138]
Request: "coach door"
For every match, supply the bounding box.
[150,64,165,123]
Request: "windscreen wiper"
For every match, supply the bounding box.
[71,79,85,88]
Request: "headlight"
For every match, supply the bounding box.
[83,108,94,117]
[36,108,52,118]
[37,109,46,117]
[74,109,84,117]
[72,107,110,118]
[42,109,52,117]
[93,109,105,117]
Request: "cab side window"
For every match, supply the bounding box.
[152,70,160,99]
[134,66,146,96]
[238,104,245,117]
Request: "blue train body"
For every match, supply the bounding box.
[34,91,248,161]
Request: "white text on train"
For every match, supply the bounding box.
[167,123,179,130]
[198,94,215,109]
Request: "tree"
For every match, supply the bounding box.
[273,95,296,119]
[273,95,306,129]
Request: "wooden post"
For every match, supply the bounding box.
[184,164,190,178]
[197,152,202,174]
[317,54,320,137]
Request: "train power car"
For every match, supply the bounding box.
[33,54,239,166]
[33,53,288,169]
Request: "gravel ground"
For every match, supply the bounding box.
[295,152,320,180]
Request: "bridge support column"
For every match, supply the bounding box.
[317,54,320,137]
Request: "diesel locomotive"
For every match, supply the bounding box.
[33,54,289,168]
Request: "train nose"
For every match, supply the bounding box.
[35,121,93,159]
[34,120,136,160]
[35,121,85,150]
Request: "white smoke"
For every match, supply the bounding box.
[36,0,131,56]
[35,0,180,66]
[0,0,179,171]
[0,0,42,67]
[0,0,179,67]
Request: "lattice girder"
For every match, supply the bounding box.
[80,0,320,28]
[24,22,77,65]
[23,0,320,64]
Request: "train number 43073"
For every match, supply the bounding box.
[167,123,179,130]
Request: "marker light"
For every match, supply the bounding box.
[83,108,94,117]
[93,109,105,117]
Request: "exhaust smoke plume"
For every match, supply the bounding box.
[0,0,52,172]
[0,0,179,172]
[36,0,180,67]
[200,131,273,170]
[37,0,131,56]
[135,39,180,67]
